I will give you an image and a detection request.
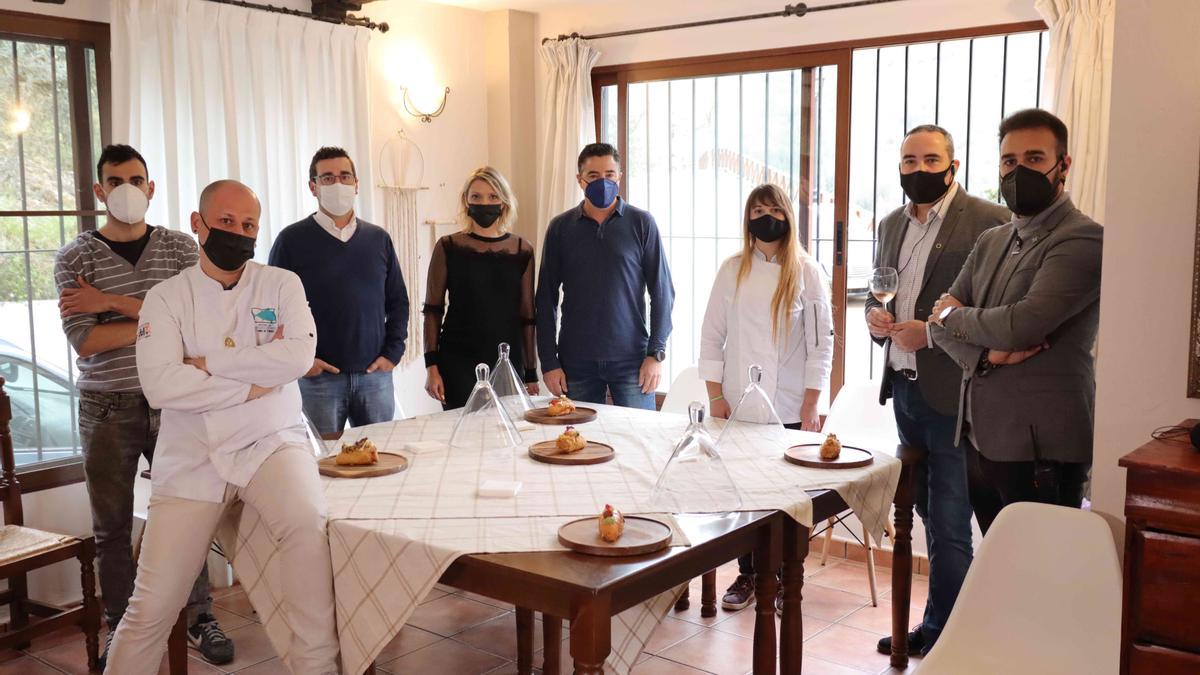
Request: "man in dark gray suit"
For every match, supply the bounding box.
[866,125,1008,656]
[931,109,1102,529]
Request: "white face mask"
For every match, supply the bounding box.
[318,183,356,217]
[104,183,150,225]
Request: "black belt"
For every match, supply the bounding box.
[892,368,918,381]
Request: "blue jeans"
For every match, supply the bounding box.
[561,357,655,410]
[298,370,395,436]
[891,377,974,652]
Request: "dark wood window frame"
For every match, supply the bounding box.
[1,10,111,493]
[590,20,1046,400]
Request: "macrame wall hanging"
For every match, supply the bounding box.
[378,130,427,368]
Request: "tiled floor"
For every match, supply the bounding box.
[1,554,926,674]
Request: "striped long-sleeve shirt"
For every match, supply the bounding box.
[53,227,198,393]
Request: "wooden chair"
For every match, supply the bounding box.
[0,377,100,669]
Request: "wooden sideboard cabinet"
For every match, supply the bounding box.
[1119,419,1200,674]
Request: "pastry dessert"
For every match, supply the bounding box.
[556,426,587,453]
[598,504,625,543]
[336,437,379,466]
[547,395,577,417]
[819,434,842,461]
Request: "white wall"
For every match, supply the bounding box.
[1090,0,1200,543]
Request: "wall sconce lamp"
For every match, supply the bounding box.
[400,86,450,123]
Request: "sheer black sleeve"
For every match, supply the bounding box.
[519,239,538,382]
[422,237,449,367]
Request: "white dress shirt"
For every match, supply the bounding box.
[312,209,358,242]
[135,262,317,502]
[888,181,958,372]
[698,249,834,424]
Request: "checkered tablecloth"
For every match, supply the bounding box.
[218,403,901,674]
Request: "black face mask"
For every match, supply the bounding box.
[748,214,789,243]
[1000,160,1063,217]
[199,217,256,272]
[899,165,954,204]
[467,203,503,229]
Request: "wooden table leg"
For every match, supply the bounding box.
[780,517,809,674]
[516,607,534,675]
[569,595,611,675]
[701,570,718,618]
[80,539,101,671]
[753,516,781,675]
[673,584,690,611]
[890,445,921,669]
[543,614,563,675]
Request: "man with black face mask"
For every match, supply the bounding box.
[109,180,338,674]
[866,125,1009,657]
[930,109,1103,531]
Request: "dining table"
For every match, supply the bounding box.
[212,401,903,674]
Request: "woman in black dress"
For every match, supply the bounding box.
[423,167,539,409]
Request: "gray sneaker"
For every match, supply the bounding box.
[188,613,235,665]
[721,574,756,611]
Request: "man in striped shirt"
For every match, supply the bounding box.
[53,145,234,667]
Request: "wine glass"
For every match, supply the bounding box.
[870,267,899,305]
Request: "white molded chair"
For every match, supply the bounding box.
[660,366,708,416]
[915,502,1120,674]
[818,380,899,605]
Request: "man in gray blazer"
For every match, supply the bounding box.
[931,109,1102,529]
[866,124,1008,656]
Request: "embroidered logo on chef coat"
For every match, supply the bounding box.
[251,307,278,339]
[137,323,151,340]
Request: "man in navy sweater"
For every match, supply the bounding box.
[269,147,409,435]
[536,143,675,409]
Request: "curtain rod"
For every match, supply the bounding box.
[204,0,389,33]
[541,0,905,44]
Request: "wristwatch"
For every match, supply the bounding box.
[938,305,956,322]
[648,349,666,362]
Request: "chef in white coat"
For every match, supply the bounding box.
[698,182,834,613]
[106,180,338,675]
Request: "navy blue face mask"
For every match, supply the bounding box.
[584,178,619,209]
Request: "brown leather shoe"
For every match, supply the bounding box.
[721,574,755,611]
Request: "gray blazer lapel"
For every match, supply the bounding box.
[991,200,1077,303]
[880,213,907,270]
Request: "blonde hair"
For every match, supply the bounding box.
[459,166,518,233]
[736,183,810,343]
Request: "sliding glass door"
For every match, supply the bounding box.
[594,50,852,406]
[592,23,1047,408]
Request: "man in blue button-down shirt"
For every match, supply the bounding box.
[536,143,675,410]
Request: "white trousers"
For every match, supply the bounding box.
[106,444,338,674]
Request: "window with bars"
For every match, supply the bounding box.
[595,26,1046,402]
[845,30,1046,388]
[0,25,107,471]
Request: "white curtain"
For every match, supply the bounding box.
[1036,0,1115,222]
[111,0,373,253]
[536,38,600,240]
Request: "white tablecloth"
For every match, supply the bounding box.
[218,403,901,674]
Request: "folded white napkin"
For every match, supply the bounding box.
[478,480,522,498]
[403,441,445,454]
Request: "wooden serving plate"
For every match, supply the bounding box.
[557,515,672,557]
[524,406,598,425]
[784,443,874,469]
[528,440,615,465]
[318,452,409,478]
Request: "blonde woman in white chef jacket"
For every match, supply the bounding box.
[698,182,833,613]
[106,181,338,675]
